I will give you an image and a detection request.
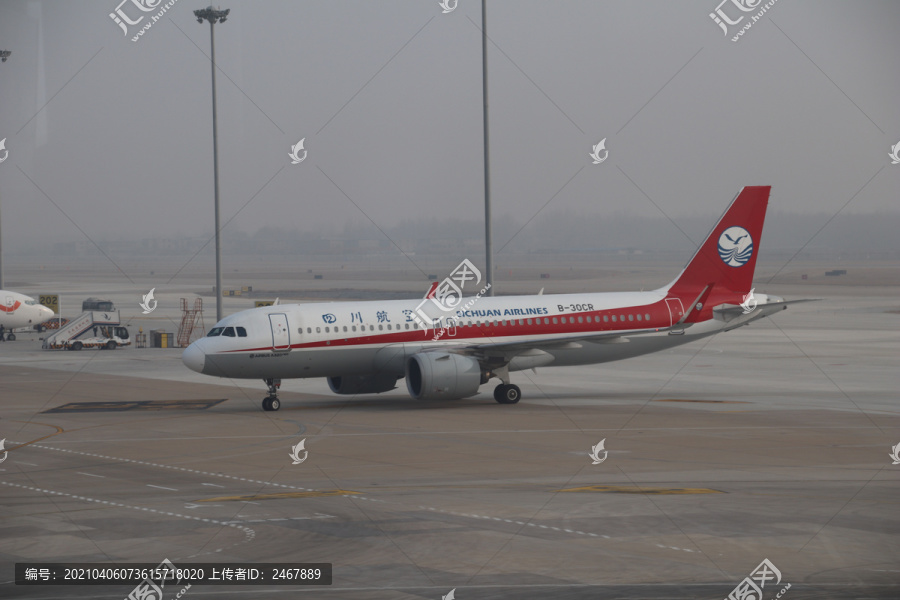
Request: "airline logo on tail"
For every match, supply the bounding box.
[717,226,753,267]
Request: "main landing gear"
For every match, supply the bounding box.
[262,378,282,411]
[490,365,521,404]
[493,384,521,404]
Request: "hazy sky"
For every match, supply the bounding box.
[0,0,898,253]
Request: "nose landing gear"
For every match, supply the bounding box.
[262,378,282,411]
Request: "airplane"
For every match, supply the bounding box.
[183,186,810,411]
[0,290,55,340]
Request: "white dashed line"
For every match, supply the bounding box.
[0,481,255,558]
[13,441,613,543]
[147,484,177,491]
[77,472,104,478]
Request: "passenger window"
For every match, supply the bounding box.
[405,324,409,330]
[619,315,625,321]
[222,327,235,337]
[352,326,356,332]
[316,327,321,333]
[645,313,651,320]
[343,326,348,332]
[612,315,617,322]
[325,326,330,333]
[236,327,247,337]
[208,327,223,337]
[307,327,312,333]
[569,317,575,324]
[604,315,609,322]
[628,314,634,321]
[577,316,583,323]
[636,314,642,321]
[552,317,558,324]
[370,325,375,331]
[526,319,533,325]
[378,324,383,330]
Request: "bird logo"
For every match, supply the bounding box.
[0,439,7,464]
[290,439,308,465]
[589,438,608,464]
[439,0,457,13]
[442,589,456,600]
[890,443,900,465]
[717,226,753,267]
[0,138,8,164]
[740,288,757,314]
[289,138,307,164]
[890,141,900,165]
[139,288,157,314]
[589,138,608,164]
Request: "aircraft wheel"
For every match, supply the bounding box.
[262,396,281,411]
[494,384,521,404]
[7,333,15,341]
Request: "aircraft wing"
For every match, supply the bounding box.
[449,326,678,361]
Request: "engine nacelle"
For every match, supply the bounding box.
[327,373,398,395]
[405,352,485,400]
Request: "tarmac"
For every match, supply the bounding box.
[0,281,898,599]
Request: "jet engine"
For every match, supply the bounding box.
[327,373,398,395]
[405,351,486,400]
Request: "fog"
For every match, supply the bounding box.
[0,0,898,270]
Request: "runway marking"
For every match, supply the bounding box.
[43,399,227,413]
[147,484,178,491]
[657,543,695,553]
[7,421,64,451]
[417,506,611,539]
[559,485,724,495]
[13,441,618,542]
[17,461,38,466]
[202,483,225,488]
[77,472,104,478]
[197,490,360,503]
[0,480,255,559]
[654,399,748,404]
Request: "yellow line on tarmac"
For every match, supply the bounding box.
[558,485,723,495]
[8,421,65,450]
[196,490,360,502]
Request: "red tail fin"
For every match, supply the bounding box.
[666,186,770,300]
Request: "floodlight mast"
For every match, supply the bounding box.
[193,6,229,321]
[0,49,10,290]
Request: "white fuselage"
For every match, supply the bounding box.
[0,290,55,330]
[182,288,777,381]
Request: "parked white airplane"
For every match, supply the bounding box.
[0,290,55,339]
[184,186,808,411]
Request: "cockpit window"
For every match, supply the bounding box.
[208,327,224,337]
[25,300,37,305]
[222,327,236,337]
[236,327,247,337]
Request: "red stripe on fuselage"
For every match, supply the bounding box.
[216,299,690,354]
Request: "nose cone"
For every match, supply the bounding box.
[182,341,206,374]
[41,306,54,319]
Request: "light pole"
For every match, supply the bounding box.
[0,49,10,291]
[481,1,493,296]
[194,7,228,322]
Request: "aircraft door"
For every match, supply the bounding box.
[4,296,15,313]
[268,313,291,351]
[665,298,685,327]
